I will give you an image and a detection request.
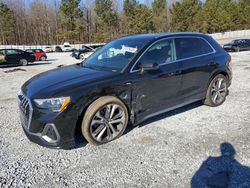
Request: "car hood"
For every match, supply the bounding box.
[22,64,116,98]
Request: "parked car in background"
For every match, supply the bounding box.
[0,49,35,66]
[71,45,94,59]
[80,47,103,60]
[62,44,72,52]
[25,49,47,61]
[223,39,250,52]
[18,32,232,148]
[43,46,53,53]
[55,46,63,52]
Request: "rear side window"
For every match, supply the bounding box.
[175,37,214,60]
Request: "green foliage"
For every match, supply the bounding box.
[94,0,119,42]
[170,0,201,32]
[239,0,250,29]
[152,0,169,32]
[0,3,15,44]
[58,0,84,43]
[123,1,154,34]
[192,0,239,33]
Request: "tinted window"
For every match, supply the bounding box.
[175,38,213,60]
[26,49,34,53]
[136,39,175,69]
[35,49,43,53]
[6,49,22,55]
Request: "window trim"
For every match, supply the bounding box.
[130,36,216,73]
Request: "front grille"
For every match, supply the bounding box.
[18,92,33,129]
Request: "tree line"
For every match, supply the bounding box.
[0,0,249,45]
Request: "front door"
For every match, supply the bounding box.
[129,38,183,121]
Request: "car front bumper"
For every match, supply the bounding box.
[18,93,78,149]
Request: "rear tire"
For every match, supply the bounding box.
[40,56,46,61]
[204,74,229,107]
[19,59,28,66]
[81,96,128,145]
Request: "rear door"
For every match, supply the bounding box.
[175,37,216,102]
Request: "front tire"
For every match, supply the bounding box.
[81,96,128,145]
[19,59,28,66]
[204,74,228,107]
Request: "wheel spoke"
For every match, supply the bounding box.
[96,126,107,141]
[109,123,116,133]
[109,104,118,119]
[106,126,112,138]
[217,79,223,89]
[105,105,111,118]
[110,119,123,124]
[92,124,105,137]
[95,111,105,120]
[112,111,123,120]
[212,92,218,103]
[91,119,103,126]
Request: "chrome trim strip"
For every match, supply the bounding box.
[130,36,216,73]
[17,92,33,129]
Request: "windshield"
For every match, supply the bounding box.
[83,38,149,72]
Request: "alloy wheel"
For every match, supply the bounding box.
[211,78,227,104]
[90,104,126,143]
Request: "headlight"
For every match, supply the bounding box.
[34,97,71,112]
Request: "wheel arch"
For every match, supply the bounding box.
[74,90,133,138]
[208,70,229,86]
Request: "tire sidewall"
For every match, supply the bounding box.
[82,96,128,145]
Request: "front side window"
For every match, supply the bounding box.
[84,38,149,72]
[133,39,175,70]
[175,37,214,60]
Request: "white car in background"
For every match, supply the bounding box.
[62,42,72,52]
[43,46,53,53]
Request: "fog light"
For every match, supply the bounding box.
[41,124,60,143]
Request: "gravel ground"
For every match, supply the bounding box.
[0,52,250,188]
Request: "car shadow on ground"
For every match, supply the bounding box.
[124,101,203,135]
[191,142,250,188]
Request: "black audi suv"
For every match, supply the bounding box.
[18,32,232,148]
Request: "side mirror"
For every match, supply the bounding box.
[138,61,159,74]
